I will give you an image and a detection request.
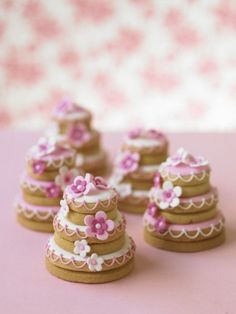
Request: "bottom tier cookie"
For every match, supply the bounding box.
[45,235,135,283]
[15,196,59,232]
[144,229,225,252]
[45,257,134,284]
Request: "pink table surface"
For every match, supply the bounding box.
[0,130,236,314]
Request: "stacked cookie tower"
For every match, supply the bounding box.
[16,136,78,232]
[110,128,168,214]
[143,148,225,252]
[52,98,107,176]
[45,173,135,283]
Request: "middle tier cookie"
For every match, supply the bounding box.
[110,128,169,214]
[45,173,136,283]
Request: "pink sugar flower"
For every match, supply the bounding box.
[45,183,61,198]
[55,166,79,190]
[86,253,104,272]
[55,98,73,114]
[73,239,91,258]
[127,128,143,139]
[146,129,164,140]
[117,152,140,174]
[84,211,115,241]
[94,176,109,190]
[147,202,159,217]
[31,137,56,159]
[166,148,208,167]
[32,160,46,174]
[155,181,182,209]
[71,173,96,196]
[68,124,91,145]
[155,216,169,234]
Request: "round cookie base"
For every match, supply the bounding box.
[17,214,54,233]
[144,229,225,253]
[45,257,134,284]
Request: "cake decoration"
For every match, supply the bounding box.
[143,148,225,252]
[110,128,169,214]
[45,173,135,283]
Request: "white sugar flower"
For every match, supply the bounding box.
[86,253,104,272]
[73,240,91,258]
[154,181,182,210]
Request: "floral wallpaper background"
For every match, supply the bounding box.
[0,0,236,131]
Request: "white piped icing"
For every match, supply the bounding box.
[139,164,160,173]
[71,189,117,203]
[48,234,132,262]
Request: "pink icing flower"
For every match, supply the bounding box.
[94,176,109,190]
[68,124,91,145]
[32,160,46,174]
[155,216,169,234]
[31,137,56,159]
[153,172,162,188]
[86,253,104,272]
[54,98,73,114]
[55,166,79,190]
[147,202,159,217]
[127,128,143,139]
[45,183,61,198]
[146,129,164,140]
[154,181,182,209]
[117,152,140,174]
[73,240,91,258]
[84,211,115,241]
[166,148,208,167]
[71,173,96,196]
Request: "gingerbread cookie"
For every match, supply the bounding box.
[51,99,107,176]
[110,128,168,214]
[45,173,135,283]
[15,136,78,232]
[143,148,225,252]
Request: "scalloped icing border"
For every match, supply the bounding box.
[16,204,58,221]
[27,155,74,169]
[45,236,135,271]
[160,169,210,183]
[67,193,118,211]
[143,217,224,240]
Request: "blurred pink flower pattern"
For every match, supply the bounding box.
[0,0,236,131]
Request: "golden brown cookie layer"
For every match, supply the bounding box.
[144,229,225,252]
[45,257,134,283]
[54,232,125,255]
[22,191,61,206]
[181,182,211,197]
[17,214,54,232]
[161,207,217,224]
[67,208,118,225]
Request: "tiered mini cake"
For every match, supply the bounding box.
[143,148,225,252]
[16,136,78,232]
[45,173,135,283]
[110,128,168,214]
[52,98,107,176]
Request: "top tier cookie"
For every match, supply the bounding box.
[110,128,169,214]
[159,148,211,197]
[26,136,76,181]
[45,173,135,283]
[52,98,92,133]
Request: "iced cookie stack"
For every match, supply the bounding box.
[45,173,135,283]
[143,148,225,252]
[110,128,168,214]
[16,136,78,232]
[52,99,107,176]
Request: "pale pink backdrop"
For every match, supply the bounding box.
[0,0,236,131]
